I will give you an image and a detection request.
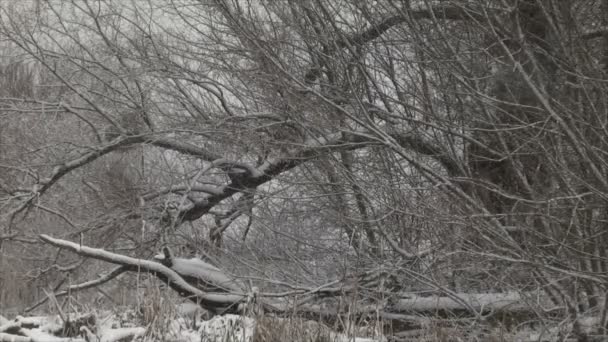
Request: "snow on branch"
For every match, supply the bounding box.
[39,234,246,312]
[154,248,245,293]
[179,129,456,222]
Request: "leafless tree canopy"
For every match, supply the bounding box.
[1,0,608,339]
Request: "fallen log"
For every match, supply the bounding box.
[38,234,554,324]
[154,247,244,293]
[39,234,246,313]
[391,292,542,313]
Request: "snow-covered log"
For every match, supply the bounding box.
[39,234,246,313]
[391,292,547,313]
[294,292,545,324]
[154,247,244,293]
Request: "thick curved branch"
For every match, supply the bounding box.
[148,137,221,161]
[178,132,360,221]
[143,184,224,201]
[305,5,489,82]
[390,132,462,177]
[178,130,459,222]
[342,6,484,48]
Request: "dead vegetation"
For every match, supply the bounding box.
[2,0,608,341]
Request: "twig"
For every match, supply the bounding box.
[25,266,128,313]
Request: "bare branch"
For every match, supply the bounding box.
[25,266,128,313]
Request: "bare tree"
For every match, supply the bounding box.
[1,0,608,339]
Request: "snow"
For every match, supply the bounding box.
[392,292,529,312]
[197,314,256,342]
[20,328,84,342]
[169,257,244,292]
[80,325,145,342]
[0,333,32,342]
[171,329,203,342]
[0,311,388,342]
[177,302,208,320]
[99,327,145,342]
[14,315,63,335]
[0,321,19,334]
[159,314,256,342]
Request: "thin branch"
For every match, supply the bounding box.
[25,266,128,313]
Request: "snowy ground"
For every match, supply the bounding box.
[0,311,385,342]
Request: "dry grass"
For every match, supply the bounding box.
[253,316,337,342]
[137,280,180,341]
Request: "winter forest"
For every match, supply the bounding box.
[1,0,608,341]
